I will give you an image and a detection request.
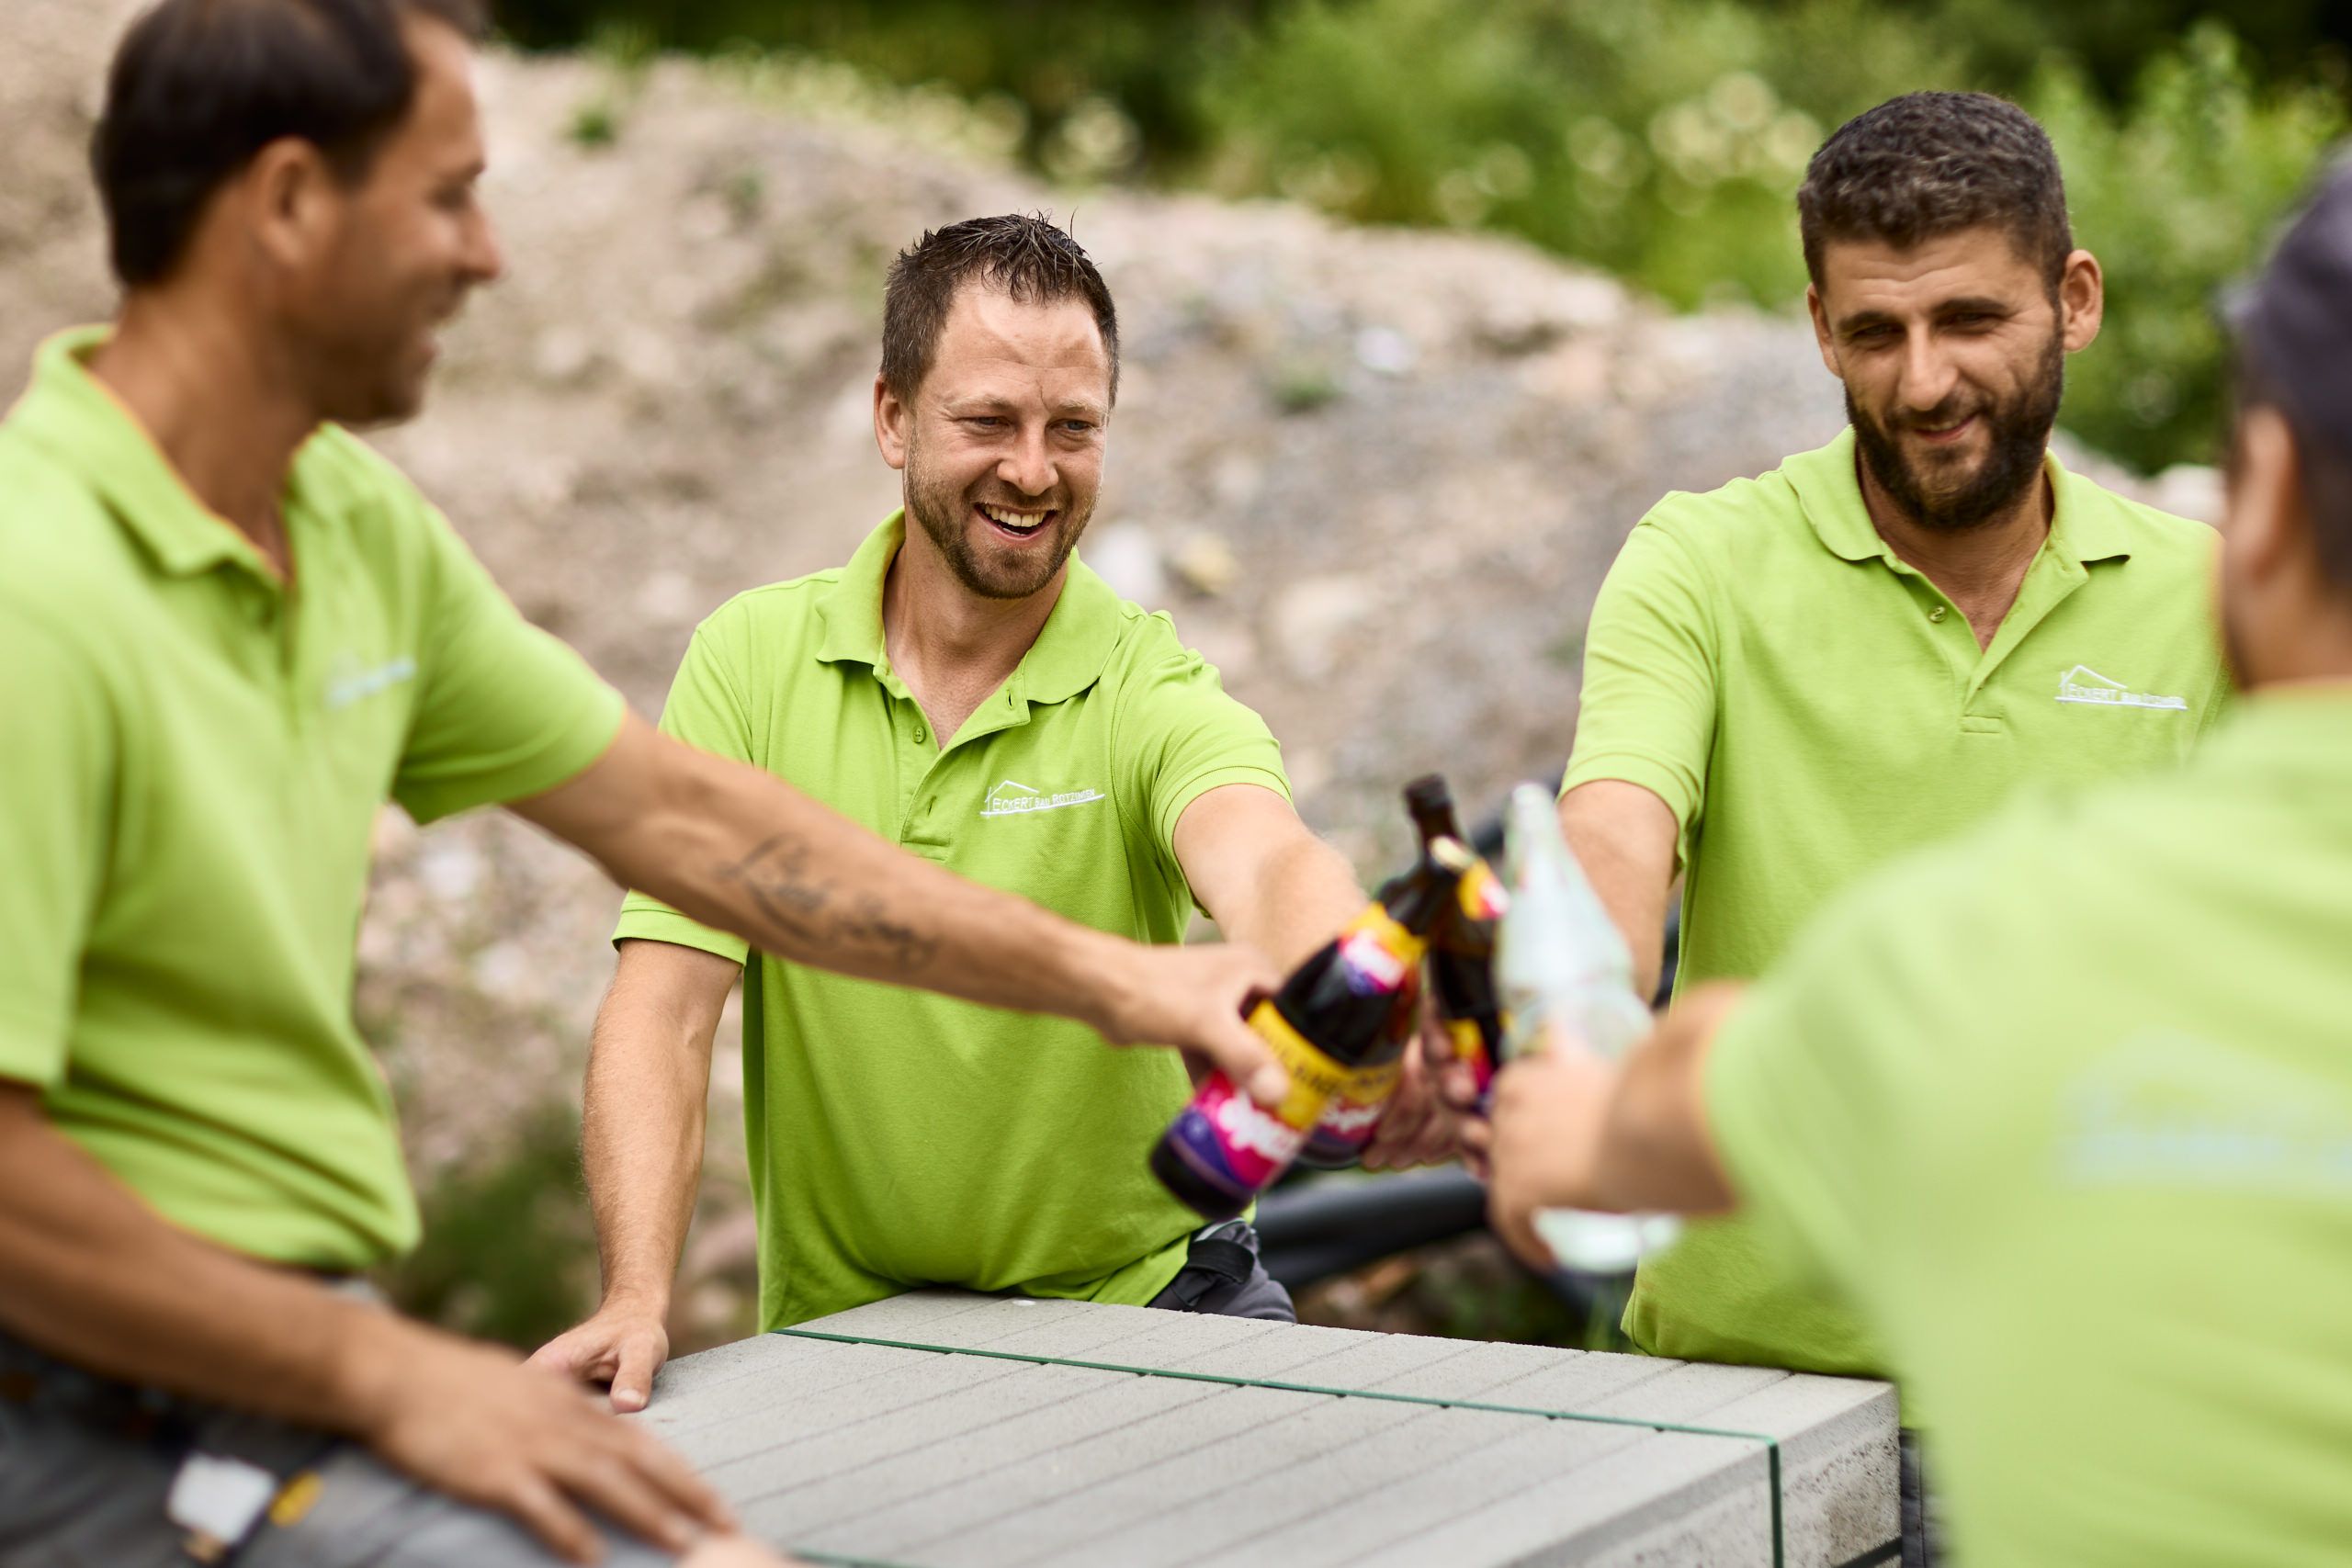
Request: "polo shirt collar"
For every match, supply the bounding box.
[1785,424,2132,570]
[11,327,286,583]
[814,511,1125,706]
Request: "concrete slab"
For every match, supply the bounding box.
[650,1291,1899,1567]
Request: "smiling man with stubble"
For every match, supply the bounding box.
[531,217,1396,1409]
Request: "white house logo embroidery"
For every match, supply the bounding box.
[324,653,418,711]
[980,778,1106,818]
[2054,664,2187,712]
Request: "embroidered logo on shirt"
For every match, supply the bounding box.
[2054,664,2187,712]
[979,778,1106,818]
[323,653,418,710]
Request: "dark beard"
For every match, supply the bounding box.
[1849,331,2064,533]
[903,437,1087,602]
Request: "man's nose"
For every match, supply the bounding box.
[465,209,505,288]
[1898,328,1961,413]
[999,423,1054,497]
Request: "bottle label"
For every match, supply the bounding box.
[1298,1056,1407,1160]
[1159,1002,1349,1203]
[1337,910,1416,995]
[1457,861,1509,923]
[1448,1017,1498,1096]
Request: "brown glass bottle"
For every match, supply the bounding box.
[1149,852,1463,1220]
[1404,774,1510,1109]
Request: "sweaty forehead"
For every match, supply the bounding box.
[930,285,1111,394]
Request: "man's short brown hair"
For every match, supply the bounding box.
[880,214,1120,403]
[1798,91,2073,291]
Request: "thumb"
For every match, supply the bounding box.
[610,1334,664,1414]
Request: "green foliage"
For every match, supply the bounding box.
[1199,0,2344,469]
[388,1108,599,1350]
[2030,27,2346,467]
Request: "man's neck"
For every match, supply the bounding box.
[85,292,317,578]
[880,529,1064,742]
[1858,449,2052,649]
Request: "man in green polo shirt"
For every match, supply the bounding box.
[529,215,1378,1411]
[1486,164,2352,1568]
[1546,93,2229,1562]
[0,7,1290,1567]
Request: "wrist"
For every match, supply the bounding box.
[324,1301,417,1439]
[597,1278,673,1321]
[1051,925,1142,1043]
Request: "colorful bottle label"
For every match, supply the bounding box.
[1159,1001,1350,1205]
[1457,860,1509,923]
[1336,910,1414,994]
[1448,1016,1499,1099]
[1297,1055,1408,1163]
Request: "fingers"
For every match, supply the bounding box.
[610,1331,665,1414]
[526,1326,611,1386]
[503,1472,605,1566]
[544,1436,712,1560]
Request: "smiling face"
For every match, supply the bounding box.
[280,16,502,426]
[1810,224,2100,532]
[876,281,1113,602]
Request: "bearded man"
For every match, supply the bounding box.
[1547,92,2230,1563]
[533,216,1389,1409]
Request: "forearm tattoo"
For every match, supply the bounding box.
[718,835,940,974]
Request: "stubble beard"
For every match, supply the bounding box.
[902,434,1090,602]
[1849,330,2065,534]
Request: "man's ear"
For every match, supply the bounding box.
[1804,283,1840,378]
[873,373,910,471]
[2227,403,2305,588]
[2058,248,2104,355]
[240,137,342,276]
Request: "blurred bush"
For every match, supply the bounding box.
[1201,0,2344,469]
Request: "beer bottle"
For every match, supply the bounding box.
[1293,928,1422,1169]
[1402,773,1510,1112]
[1497,783,1679,1272]
[1151,852,1464,1220]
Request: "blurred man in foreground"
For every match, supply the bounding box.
[1488,169,2352,1568]
[531,215,1408,1409]
[0,5,1285,1565]
[1545,92,2230,1560]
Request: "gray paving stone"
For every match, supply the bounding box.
[649,1292,1897,1568]
[663,1348,1024,1470]
[649,1330,833,1401]
[887,1386,1301,1568]
[788,1370,1220,1553]
[985,1393,1419,1567]
[726,1363,1115,1519]
[640,1343,941,1442]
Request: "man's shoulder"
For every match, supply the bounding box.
[1628,459,1816,569]
[2066,468,2221,573]
[0,424,154,637]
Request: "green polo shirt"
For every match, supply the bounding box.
[0,329,626,1270]
[1708,688,2352,1566]
[1564,427,2230,1385]
[615,515,1290,1329]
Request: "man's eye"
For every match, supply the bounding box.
[966,416,1006,430]
[1060,421,1096,434]
[1852,325,1897,344]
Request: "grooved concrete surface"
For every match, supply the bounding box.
[639,1292,1898,1567]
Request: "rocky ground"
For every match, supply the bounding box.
[1,3,2220,1346]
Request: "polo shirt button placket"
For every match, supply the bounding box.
[1928,604,1949,624]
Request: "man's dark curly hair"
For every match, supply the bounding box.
[1798,91,2073,292]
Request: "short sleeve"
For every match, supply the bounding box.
[1561,519,1721,855]
[1113,639,1290,864]
[390,502,627,824]
[1702,832,1994,1308]
[0,612,113,1089]
[611,614,755,964]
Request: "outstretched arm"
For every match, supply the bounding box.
[510,714,1286,1104]
[1482,983,1745,1269]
